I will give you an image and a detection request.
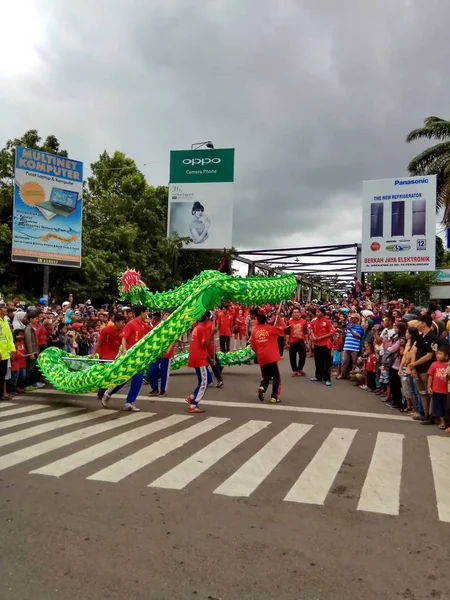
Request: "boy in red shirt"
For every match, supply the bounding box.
[186,311,217,413]
[102,306,150,412]
[309,306,334,386]
[285,308,307,376]
[250,313,284,404]
[217,307,233,353]
[9,329,28,395]
[426,344,449,429]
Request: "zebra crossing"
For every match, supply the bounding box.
[1,402,449,522]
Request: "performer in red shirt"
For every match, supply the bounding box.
[217,307,233,353]
[148,312,175,397]
[285,308,307,376]
[204,312,223,388]
[186,311,217,413]
[90,315,126,400]
[309,306,334,385]
[250,313,284,403]
[102,306,150,411]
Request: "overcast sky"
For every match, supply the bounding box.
[0,0,448,252]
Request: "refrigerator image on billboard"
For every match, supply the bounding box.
[391,201,405,237]
[412,199,426,236]
[370,202,384,238]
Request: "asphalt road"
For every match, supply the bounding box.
[0,357,449,600]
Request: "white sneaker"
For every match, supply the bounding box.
[123,403,140,412]
[101,392,111,408]
[35,382,45,389]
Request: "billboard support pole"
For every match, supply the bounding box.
[356,243,362,280]
[43,265,50,299]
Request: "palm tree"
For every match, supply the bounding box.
[406,116,450,221]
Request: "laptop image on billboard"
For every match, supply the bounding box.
[38,188,78,217]
[370,202,383,238]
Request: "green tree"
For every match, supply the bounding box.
[436,235,445,267]
[0,130,68,298]
[369,271,436,305]
[406,116,450,220]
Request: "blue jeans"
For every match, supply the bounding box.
[107,372,144,404]
[432,393,447,418]
[408,375,424,415]
[10,368,26,393]
[26,357,37,387]
[148,358,171,393]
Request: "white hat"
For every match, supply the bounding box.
[62,301,70,308]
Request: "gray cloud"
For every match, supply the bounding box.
[1,0,448,251]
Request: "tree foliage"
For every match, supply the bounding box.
[406,116,450,222]
[0,131,226,302]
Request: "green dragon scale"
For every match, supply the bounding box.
[37,270,295,394]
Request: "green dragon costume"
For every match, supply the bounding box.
[37,269,296,394]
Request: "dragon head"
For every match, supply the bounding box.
[119,269,145,294]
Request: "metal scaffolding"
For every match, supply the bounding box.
[232,244,361,301]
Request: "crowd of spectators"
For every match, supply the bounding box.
[1,287,450,433]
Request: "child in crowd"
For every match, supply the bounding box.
[363,341,377,391]
[331,330,344,377]
[9,329,28,395]
[426,344,449,430]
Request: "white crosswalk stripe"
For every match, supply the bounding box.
[0,404,44,418]
[0,402,18,410]
[0,406,82,432]
[428,436,450,523]
[1,405,448,521]
[0,411,144,471]
[88,417,228,483]
[284,427,357,505]
[150,420,270,490]
[0,408,94,449]
[31,414,189,477]
[214,423,312,497]
[357,432,404,516]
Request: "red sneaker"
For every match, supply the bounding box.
[291,372,298,377]
[188,405,205,414]
[185,396,194,405]
[298,370,306,377]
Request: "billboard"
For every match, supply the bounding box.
[168,148,234,249]
[12,146,83,267]
[361,176,436,273]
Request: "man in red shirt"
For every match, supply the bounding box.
[309,306,334,386]
[186,311,217,413]
[250,313,284,403]
[148,312,175,397]
[285,307,307,376]
[102,305,150,412]
[217,306,233,353]
[90,315,126,400]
